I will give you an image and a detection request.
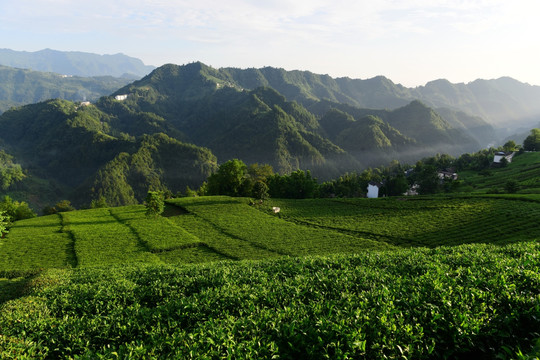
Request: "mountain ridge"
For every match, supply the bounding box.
[0,48,155,78]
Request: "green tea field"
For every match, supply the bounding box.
[1,194,539,358]
[2,194,540,270]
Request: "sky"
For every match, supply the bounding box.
[1,0,539,87]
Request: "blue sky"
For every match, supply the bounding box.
[1,0,539,87]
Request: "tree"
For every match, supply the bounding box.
[55,200,75,213]
[145,191,164,216]
[503,140,516,152]
[42,200,75,215]
[0,210,8,237]
[383,173,409,196]
[504,180,519,194]
[523,129,540,151]
[0,150,25,190]
[252,180,270,201]
[207,159,248,196]
[0,196,36,221]
[90,196,108,209]
[267,170,318,199]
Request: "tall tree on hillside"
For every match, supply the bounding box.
[207,159,248,197]
[0,150,25,190]
[503,140,517,152]
[145,191,165,217]
[523,129,540,151]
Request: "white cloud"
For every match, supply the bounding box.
[1,0,539,85]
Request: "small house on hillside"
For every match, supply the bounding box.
[493,151,515,164]
[438,170,458,181]
[404,184,419,196]
[367,181,381,198]
[115,94,128,101]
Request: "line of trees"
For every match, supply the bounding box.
[191,139,526,200]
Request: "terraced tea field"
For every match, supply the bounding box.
[1,194,539,359]
[460,151,540,193]
[0,196,389,270]
[268,195,540,248]
[1,194,539,271]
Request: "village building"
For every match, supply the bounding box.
[493,151,515,164]
[367,181,381,198]
[114,94,128,101]
[437,170,458,181]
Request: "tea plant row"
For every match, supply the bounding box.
[1,241,538,359]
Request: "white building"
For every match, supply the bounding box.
[367,182,380,198]
[493,151,515,164]
[115,94,128,101]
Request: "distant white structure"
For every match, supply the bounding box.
[115,94,128,101]
[438,170,458,181]
[367,182,381,198]
[80,101,91,106]
[404,184,419,196]
[272,207,281,214]
[493,151,515,164]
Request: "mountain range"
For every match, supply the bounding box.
[0,48,155,78]
[0,65,133,113]
[1,55,539,209]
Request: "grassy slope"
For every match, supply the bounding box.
[459,152,540,193]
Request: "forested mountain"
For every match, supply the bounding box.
[0,48,155,78]
[0,99,216,208]
[0,65,133,113]
[214,66,540,130]
[1,61,534,209]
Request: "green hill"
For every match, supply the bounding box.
[0,99,217,207]
[0,195,539,358]
[0,64,132,113]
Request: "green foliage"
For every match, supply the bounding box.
[523,128,540,151]
[90,196,108,209]
[505,180,519,194]
[0,210,7,237]
[252,180,270,200]
[267,170,319,199]
[145,191,165,216]
[0,196,36,222]
[0,150,25,190]
[0,241,538,359]
[43,200,75,215]
[503,140,517,152]
[207,159,248,197]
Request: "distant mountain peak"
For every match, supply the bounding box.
[0,48,155,78]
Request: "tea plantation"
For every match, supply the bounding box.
[1,194,539,358]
